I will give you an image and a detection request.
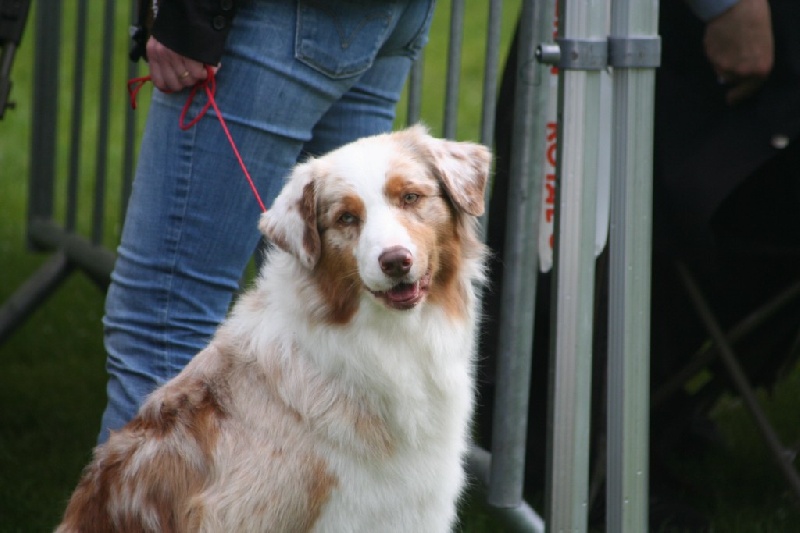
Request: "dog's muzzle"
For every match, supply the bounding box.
[370,246,430,310]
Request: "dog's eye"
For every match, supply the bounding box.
[402,193,420,205]
[338,212,358,225]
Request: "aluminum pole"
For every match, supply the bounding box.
[545,0,608,529]
[606,1,659,530]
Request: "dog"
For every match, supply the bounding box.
[56,125,491,532]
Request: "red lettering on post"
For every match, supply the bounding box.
[546,121,558,142]
[551,3,560,76]
[543,121,558,251]
[545,178,556,222]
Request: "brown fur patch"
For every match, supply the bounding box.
[58,353,230,532]
[314,243,361,324]
[425,202,470,319]
[353,408,394,457]
[397,128,489,217]
[300,181,321,263]
[313,193,365,324]
[58,447,128,533]
[329,193,366,228]
[383,170,438,208]
[302,454,339,528]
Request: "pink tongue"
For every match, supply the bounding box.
[388,282,418,302]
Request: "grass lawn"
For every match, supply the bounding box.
[2,2,800,532]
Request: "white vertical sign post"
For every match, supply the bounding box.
[537,10,612,276]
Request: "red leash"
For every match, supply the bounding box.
[127,66,267,213]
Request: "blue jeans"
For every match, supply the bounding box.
[99,0,435,443]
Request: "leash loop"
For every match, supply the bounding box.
[127,66,267,212]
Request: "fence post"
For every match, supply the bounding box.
[606,1,659,530]
[544,0,609,529]
[486,0,552,520]
[0,2,74,346]
[27,1,61,237]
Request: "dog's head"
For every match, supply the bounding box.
[259,125,490,323]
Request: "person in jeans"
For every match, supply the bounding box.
[99,0,436,443]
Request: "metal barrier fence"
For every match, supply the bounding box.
[1,0,139,335]
[0,1,659,531]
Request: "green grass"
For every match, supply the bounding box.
[2,2,800,532]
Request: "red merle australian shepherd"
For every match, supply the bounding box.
[57,125,491,532]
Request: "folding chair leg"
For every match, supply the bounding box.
[652,278,800,409]
[676,261,800,506]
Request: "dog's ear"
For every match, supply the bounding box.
[259,163,321,269]
[407,125,491,217]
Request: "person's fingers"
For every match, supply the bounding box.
[162,51,192,92]
[146,38,169,90]
[703,0,773,103]
[146,37,209,92]
[726,77,766,105]
[176,61,210,88]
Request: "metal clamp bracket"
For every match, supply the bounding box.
[607,36,661,68]
[536,36,661,70]
[543,38,608,70]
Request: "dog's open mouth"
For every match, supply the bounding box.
[371,272,431,310]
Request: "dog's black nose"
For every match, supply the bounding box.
[379,246,413,277]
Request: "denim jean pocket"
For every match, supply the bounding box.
[295,0,395,79]
[394,0,435,60]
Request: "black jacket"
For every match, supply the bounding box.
[131,0,238,65]
[654,0,800,257]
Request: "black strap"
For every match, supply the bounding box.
[129,0,153,62]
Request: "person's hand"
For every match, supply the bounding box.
[145,37,217,92]
[703,0,774,105]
